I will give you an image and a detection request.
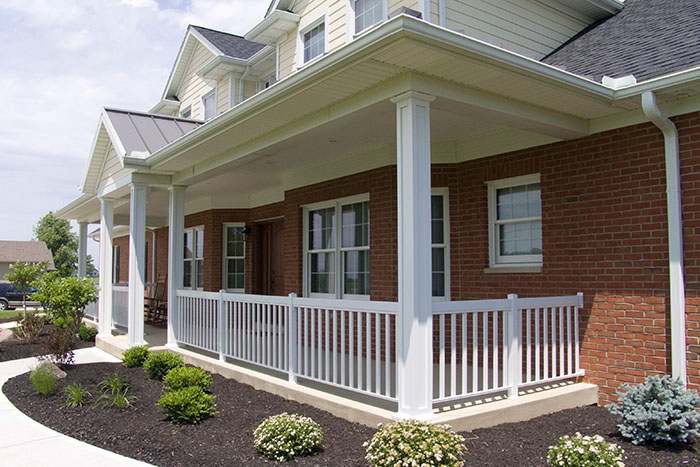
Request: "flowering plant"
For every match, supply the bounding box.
[364,419,466,467]
[253,413,323,461]
[547,432,625,467]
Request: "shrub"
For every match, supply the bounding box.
[78,323,98,342]
[607,375,700,445]
[12,313,44,342]
[30,364,57,395]
[547,432,625,467]
[32,274,98,334]
[254,413,323,461]
[94,372,136,409]
[143,351,184,380]
[163,366,213,391]
[157,386,217,424]
[364,419,466,467]
[122,345,151,368]
[42,327,75,366]
[62,383,91,408]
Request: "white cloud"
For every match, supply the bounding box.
[0,0,269,265]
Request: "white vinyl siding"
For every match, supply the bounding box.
[176,41,216,120]
[304,194,369,299]
[223,224,245,292]
[444,0,590,59]
[488,174,542,266]
[97,144,133,194]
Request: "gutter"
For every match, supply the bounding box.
[641,91,687,385]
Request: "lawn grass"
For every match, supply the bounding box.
[0,310,23,320]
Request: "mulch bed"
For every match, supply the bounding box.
[0,325,94,362]
[3,362,699,466]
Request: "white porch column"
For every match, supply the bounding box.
[167,185,186,348]
[128,183,147,347]
[391,91,435,419]
[98,198,115,337]
[77,222,88,279]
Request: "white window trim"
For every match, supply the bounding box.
[345,0,388,42]
[258,74,277,92]
[184,225,205,291]
[201,88,217,121]
[222,222,246,293]
[179,105,192,119]
[302,193,370,300]
[112,245,120,284]
[432,187,450,301]
[296,11,328,68]
[487,173,542,268]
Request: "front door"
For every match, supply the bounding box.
[256,219,285,296]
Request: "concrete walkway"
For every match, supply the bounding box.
[0,347,154,466]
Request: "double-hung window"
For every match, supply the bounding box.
[112,245,120,283]
[223,224,245,292]
[184,227,204,289]
[202,90,216,121]
[431,189,449,299]
[487,174,542,267]
[354,0,384,34]
[303,21,325,63]
[305,195,369,299]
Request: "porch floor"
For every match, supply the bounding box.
[96,326,598,430]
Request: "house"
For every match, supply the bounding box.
[57,0,700,422]
[0,241,55,280]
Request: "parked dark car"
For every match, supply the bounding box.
[0,283,39,310]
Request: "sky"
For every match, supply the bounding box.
[0,0,270,268]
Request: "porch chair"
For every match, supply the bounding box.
[144,275,167,325]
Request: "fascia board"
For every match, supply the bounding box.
[149,99,180,115]
[147,15,620,170]
[100,109,128,162]
[188,27,226,57]
[162,28,223,100]
[245,10,300,44]
[79,115,108,193]
[54,193,97,220]
[197,56,248,79]
[248,45,275,65]
[612,66,700,100]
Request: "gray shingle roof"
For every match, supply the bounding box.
[543,0,700,83]
[191,25,266,60]
[104,108,203,158]
[0,241,55,270]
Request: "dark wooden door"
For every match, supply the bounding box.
[257,219,285,296]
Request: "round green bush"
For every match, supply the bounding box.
[157,386,217,424]
[122,345,151,368]
[78,324,98,342]
[547,432,625,467]
[142,351,184,380]
[607,375,700,445]
[364,419,466,467]
[30,364,57,396]
[254,413,323,461]
[163,366,213,391]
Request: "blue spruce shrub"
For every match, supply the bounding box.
[607,375,700,445]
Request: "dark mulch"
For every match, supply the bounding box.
[3,361,699,466]
[0,325,94,362]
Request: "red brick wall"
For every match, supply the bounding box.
[111,233,155,284]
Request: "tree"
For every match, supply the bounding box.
[4,261,46,313]
[32,274,98,334]
[33,212,96,277]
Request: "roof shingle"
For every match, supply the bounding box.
[191,25,267,60]
[0,241,55,270]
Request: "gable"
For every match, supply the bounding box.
[163,28,220,102]
[175,40,218,120]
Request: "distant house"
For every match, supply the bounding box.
[0,241,56,281]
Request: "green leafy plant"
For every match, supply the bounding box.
[94,372,136,409]
[4,261,45,312]
[157,386,217,424]
[11,312,45,343]
[61,383,91,408]
[32,274,98,334]
[143,351,184,380]
[607,375,700,445]
[547,432,625,467]
[364,419,466,467]
[30,364,57,395]
[41,327,75,366]
[78,323,98,342]
[254,413,324,461]
[122,345,151,368]
[163,366,213,391]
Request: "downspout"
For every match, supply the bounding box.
[641,91,687,385]
[239,66,252,104]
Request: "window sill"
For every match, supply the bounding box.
[484,265,542,274]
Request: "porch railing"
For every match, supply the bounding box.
[112,285,129,328]
[174,290,583,406]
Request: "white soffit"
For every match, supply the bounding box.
[245,10,300,45]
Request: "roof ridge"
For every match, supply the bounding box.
[189,24,246,40]
[103,107,202,123]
